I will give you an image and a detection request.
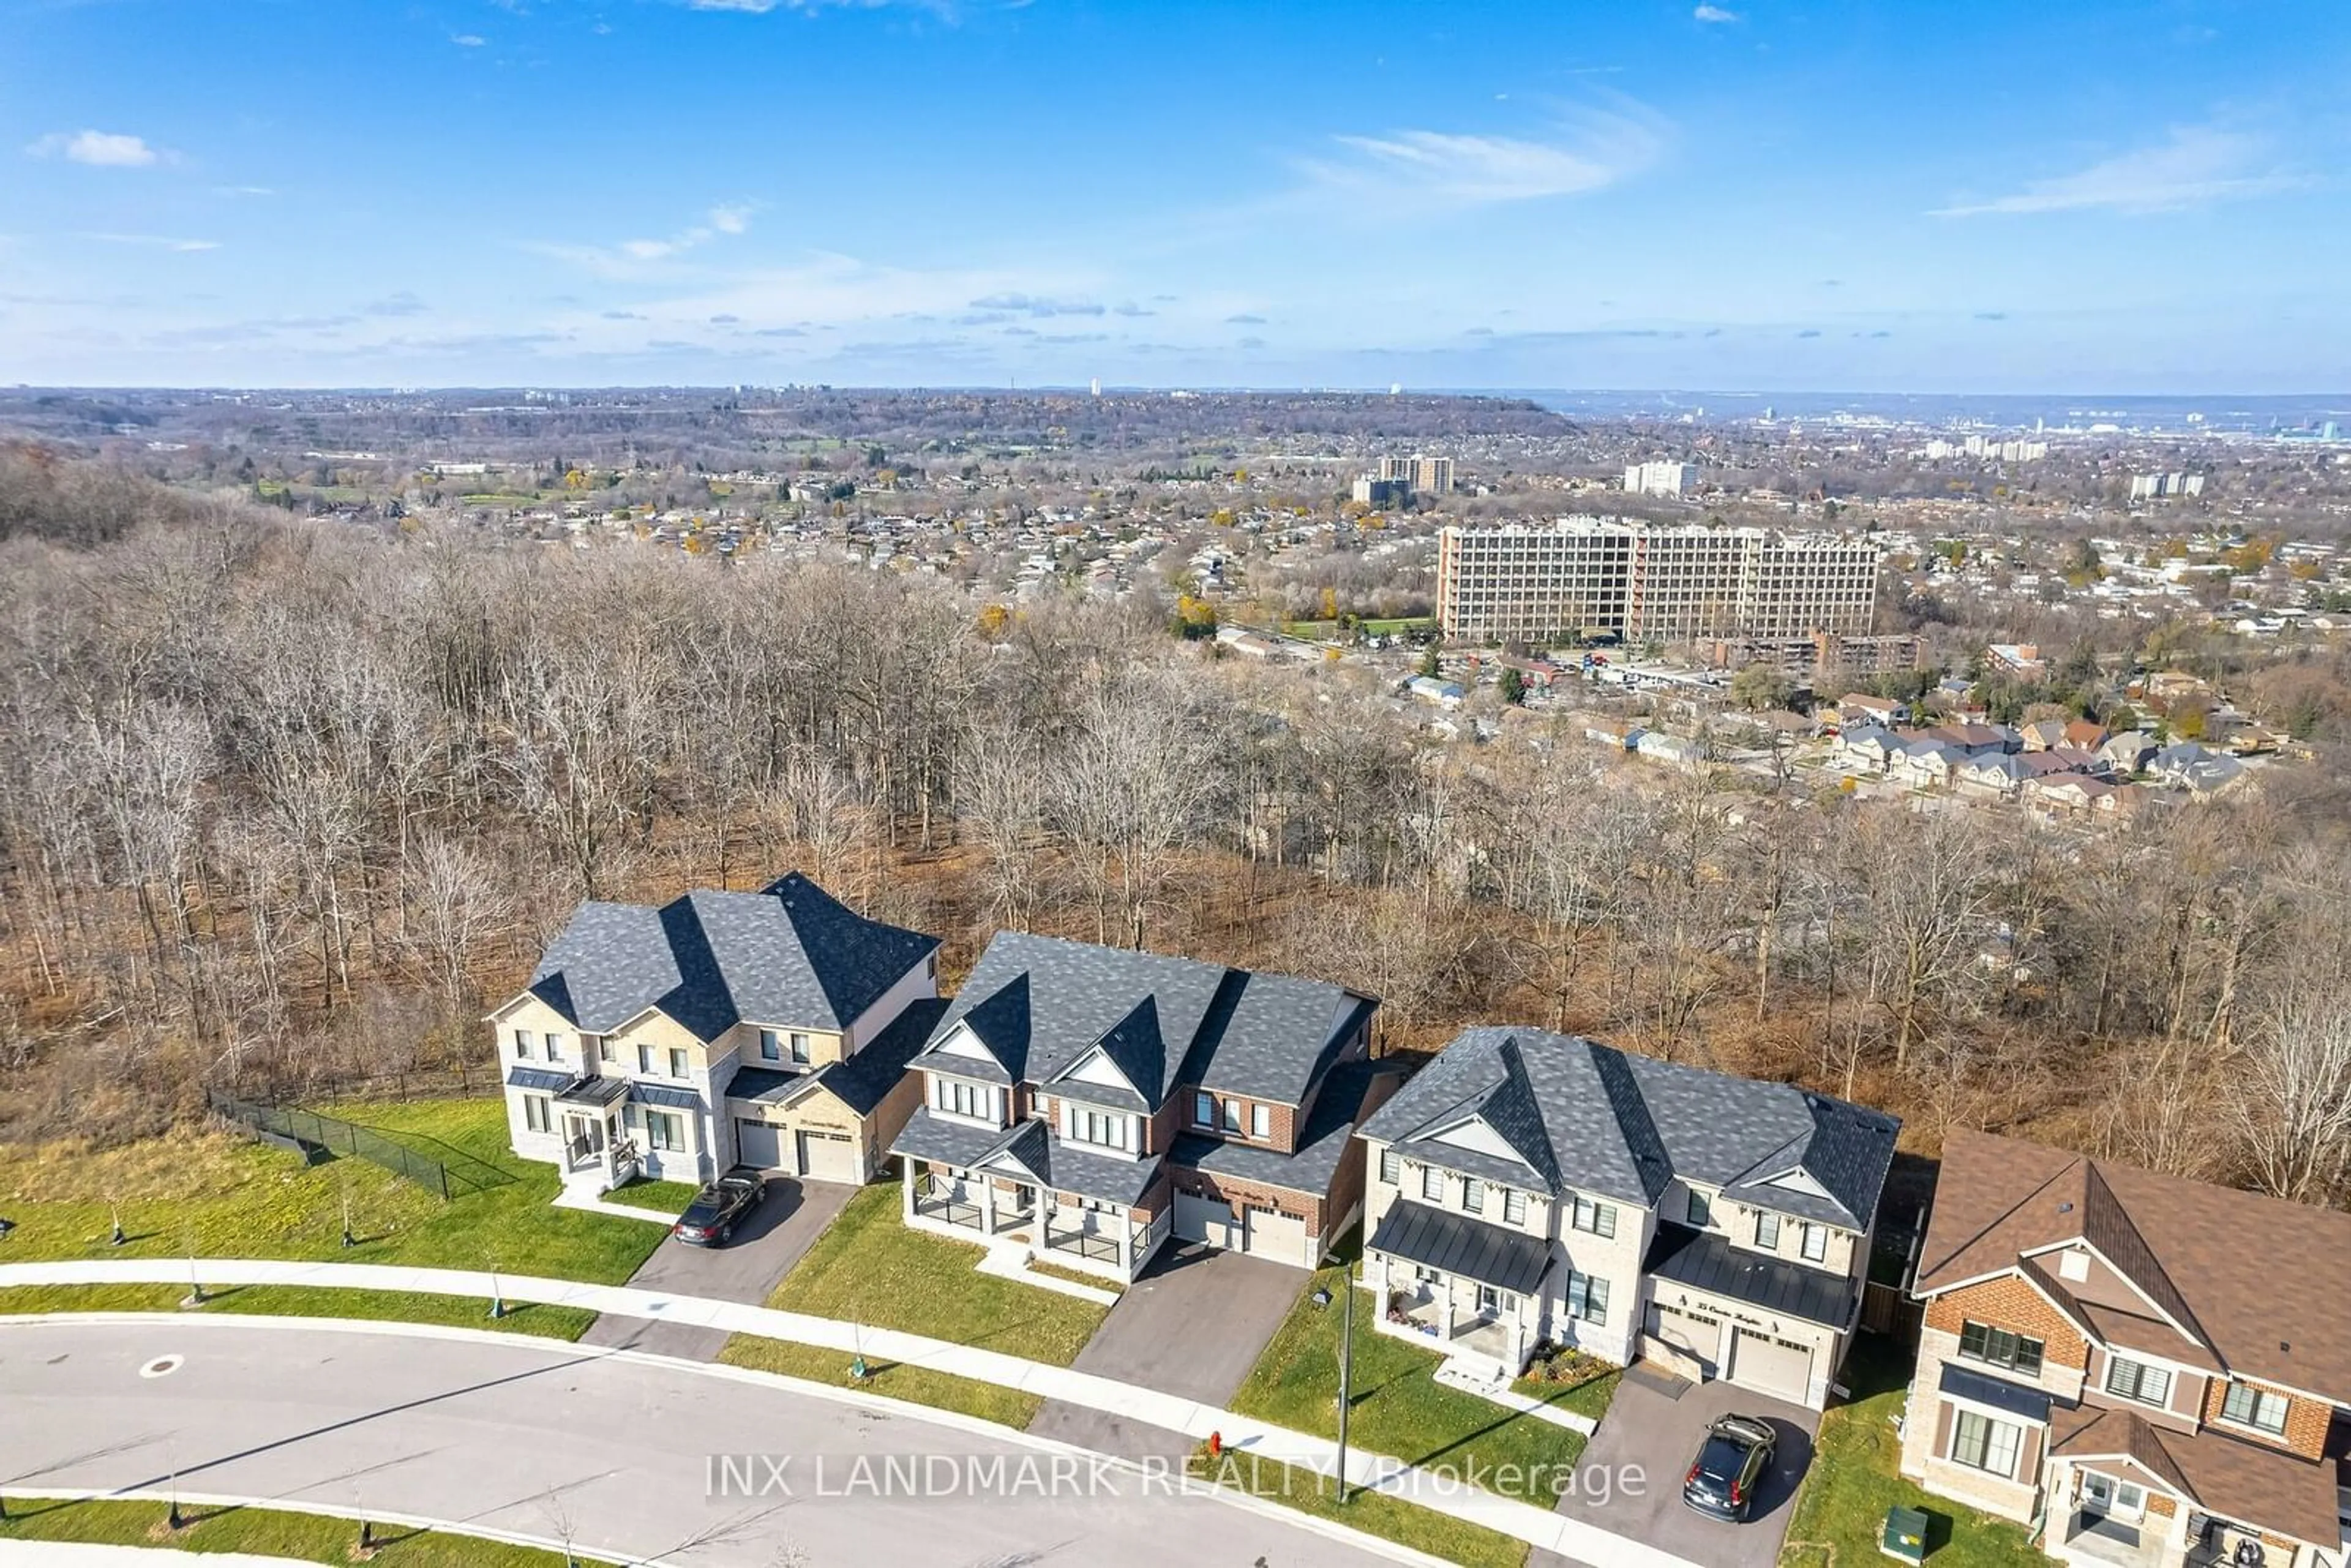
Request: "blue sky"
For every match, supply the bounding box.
[4,0,2345,390]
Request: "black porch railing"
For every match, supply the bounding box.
[1042,1225,1122,1264]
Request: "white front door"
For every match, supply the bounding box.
[2081,1472,2145,1523]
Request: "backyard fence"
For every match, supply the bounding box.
[202,1090,512,1201]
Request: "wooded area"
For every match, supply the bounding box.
[3,456,2347,1211]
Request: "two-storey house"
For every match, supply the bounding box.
[1356,1026,1899,1406]
[490,872,942,1190]
[1902,1129,2351,1568]
[889,931,1385,1283]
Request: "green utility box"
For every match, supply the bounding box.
[1881,1504,1929,1564]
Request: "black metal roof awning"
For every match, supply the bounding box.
[630,1082,703,1112]
[1644,1222,1858,1327]
[1940,1363,2052,1424]
[506,1066,572,1093]
[556,1076,628,1106]
[1368,1200,1552,1296]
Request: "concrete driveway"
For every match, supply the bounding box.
[1027,1240,1305,1460]
[579,1174,854,1360]
[1534,1363,1818,1568]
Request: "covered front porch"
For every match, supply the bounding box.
[1363,1198,1550,1376]
[891,1109,1167,1284]
[2045,1406,2341,1568]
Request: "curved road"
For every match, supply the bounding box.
[0,1319,1392,1567]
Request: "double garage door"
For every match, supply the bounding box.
[1173,1192,1310,1264]
[733,1119,859,1184]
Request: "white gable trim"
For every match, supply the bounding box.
[1049,1045,1142,1097]
[929,1022,998,1063]
[486,991,558,1024]
[980,1146,1045,1182]
[1419,1114,1540,1172]
[1756,1166,1834,1201]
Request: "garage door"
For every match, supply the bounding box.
[1649,1305,1722,1371]
[1174,1191,1239,1248]
[1242,1204,1310,1266]
[1728,1329,1813,1405]
[735,1119,783,1169]
[796,1128,859,1185]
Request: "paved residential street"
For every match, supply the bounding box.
[0,1318,1393,1568]
[1028,1241,1307,1460]
[580,1175,854,1360]
[1534,1366,1819,1568]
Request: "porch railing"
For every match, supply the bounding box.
[1042,1225,1121,1264]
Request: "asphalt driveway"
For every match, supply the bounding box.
[1026,1240,1305,1460]
[579,1174,855,1360]
[1534,1363,1819,1568]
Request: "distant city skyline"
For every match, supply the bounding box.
[5,0,2345,390]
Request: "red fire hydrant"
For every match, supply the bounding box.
[1207,1430,1223,1458]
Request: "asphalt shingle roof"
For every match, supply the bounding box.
[888,1106,1163,1207]
[522,872,939,1044]
[1359,1026,1899,1231]
[727,997,950,1119]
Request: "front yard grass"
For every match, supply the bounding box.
[758,1184,1106,1365]
[0,1098,666,1316]
[1510,1365,1623,1423]
[718,1334,1043,1428]
[0,1493,610,1566]
[1229,1237,1597,1505]
[1779,1335,2044,1568]
[0,1283,596,1340]
[1190,1449,1528,1568]
[608,1176,701,1215]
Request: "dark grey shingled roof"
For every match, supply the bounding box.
[520,872,939,1044]
[729,998,950,1119]
[1370,1200,1552,1296]
[1359,1026,1899,1232]
[1644,1222,1858,1327]
[915,931,1374,1113]
[888,1106,1163,1207]
[1170,1060,1395,1199]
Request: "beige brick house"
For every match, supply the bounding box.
[1902,1129,2351,1568]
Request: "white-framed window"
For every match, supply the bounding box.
[1504,1189,1528,1225]
[759,1029,783,1062]
[1463,1178,1485,1215]
[1194,1091,1215,1128]
[2219,1382,2289,1436]
[1422,1166,1446,1203]
[1949,1409,2021,1477]
[669,1046,690,1079]
[544,1032,564,1062]
[643,1109,685,1153]
[1572,1193,1618,1239]
[1685,1188,1712,1228]
[1564,1270,1610,1325]
[2104,1354,2172,1408]
[790,1032,812,1064]
[1378,1147,1400,1185]
[523,1095,551,1133]
[1065,1105,1132,1152]
[596,1038,615,1065]
[1222,1099,1243,1134]
[1251,1103,1270,1139]
[935,1078,994,1120]
[1757,1212,1782,1249]
[513,1029,532,1059]
[1800,1222,1828,1263]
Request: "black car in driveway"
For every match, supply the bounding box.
[1682,1413,1778,1522]
[672,1169,765,1247]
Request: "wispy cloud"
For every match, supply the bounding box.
[1693,4,1739,22]
[451,32,487,46]
[967,291,1104,317]
[28,129,176,168]
[1299,104,1665,208]
[81,232,219,251]
[1932,125,2308,216]
[534,203,760,275]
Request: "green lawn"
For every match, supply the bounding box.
[0,1098,666,1334]
[1510,1367,1623,1424]
[719,1334,1043,1428]
[0,1283,595,1340]
[1779,1337,2044,1568]
[0,1494,609,1567]
[1191,1450,1528,1568]
[609,1176,701,1215]
[759,1185,1106,1365]
[1229,1241,1597,1506]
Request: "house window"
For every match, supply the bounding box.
[759,1029,783,1062]
[1757,1212,1782,1249]
[1194,1091,1215,1128]
[1422,1166,1446,1203]
[1378,1147,1400,1185]
[1800,1223,1829,1263]
[1065,1105,1131,1152]
[1685,1188,1712,1228]
[1572,1194,1618,1239]
[1504,1189,1528,1225]
[523,1095,551,1133]
[936,1078,992,1120]
[2104,1355,2172,1408]
[1564,1270,1611,1325]
[1252,1104,1270,1139]
[643,1110,685,1152]
[637,1043,653,1075]
[1950,1410,2021,1477]
[790,1032,811,1064]
[1463,1179,1485,1216]
[1222,1099,1243,1134]
[669,1047,690,1079]
[1957,1321,2044,1378]
[513,1029,531,1059]
[596,1038,615,1065]
[2219,1382,2289,1436]
[544,1032,564,1062]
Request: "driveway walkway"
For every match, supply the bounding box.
[580,1174,853,1359]
[1532,1363,1818,1568]
[1027,1240,1303,1459]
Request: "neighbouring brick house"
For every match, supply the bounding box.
[890,931,1385,1283]
[1902,1128,2351,1568]
[1355,1026,1900,1402]
[490,872,941,1190]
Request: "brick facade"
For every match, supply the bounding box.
[2199,1374,2334,1460]
[1168,1166,1322,1231]
[1924,1275,2090,1369]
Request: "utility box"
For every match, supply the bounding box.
[1881,1505,1929,1564]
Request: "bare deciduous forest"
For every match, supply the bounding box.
[4,452,2349,1212]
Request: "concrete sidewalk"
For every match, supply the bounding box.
[0,1257,1703,1568]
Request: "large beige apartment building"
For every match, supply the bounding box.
[1435,517,1881,644]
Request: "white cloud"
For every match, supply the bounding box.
[535,203,760,275]
[1933,126,2307,217]
[451,32,487,46]
[708,203,753,234]
[1693,4,1739,21]
[81,232,219,252]
[1302,106,1665,208]
[28,129,174,168]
